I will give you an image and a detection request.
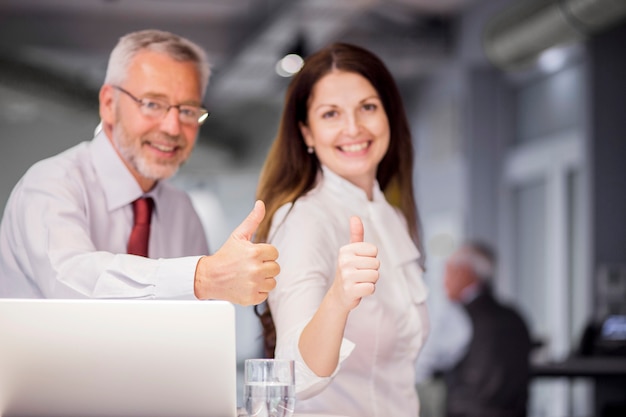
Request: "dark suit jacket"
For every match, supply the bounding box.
[444,286,532,417]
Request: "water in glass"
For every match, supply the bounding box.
[244,381,294,417]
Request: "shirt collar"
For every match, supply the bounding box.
[460,281,483,304]
[90,131,163,212]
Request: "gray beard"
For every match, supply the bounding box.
[112,123,181,181]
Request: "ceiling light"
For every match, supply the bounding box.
[538,46,568,73]
[275,53,304,77]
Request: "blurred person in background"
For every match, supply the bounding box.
[0,29,278,304]
[415,241,531,417]
[254,42,429,417]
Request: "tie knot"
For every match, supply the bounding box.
[132,197,154,225]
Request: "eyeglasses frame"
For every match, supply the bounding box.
[111,85,210,126]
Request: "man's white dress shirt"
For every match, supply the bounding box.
[0,132,209,299]
[267,167,429,417]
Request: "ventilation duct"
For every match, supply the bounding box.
[483,0,626,70]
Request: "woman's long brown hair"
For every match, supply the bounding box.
[254,42,423,358]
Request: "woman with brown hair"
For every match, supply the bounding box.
[255,42,428,417]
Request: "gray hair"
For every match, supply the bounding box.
[450,241,496,282]
[104,29,211,97]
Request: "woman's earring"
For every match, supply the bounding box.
[307,146,314,154]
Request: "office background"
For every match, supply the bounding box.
[1,0,625,415]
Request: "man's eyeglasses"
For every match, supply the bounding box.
[112,85,210,126]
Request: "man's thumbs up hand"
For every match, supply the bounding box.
[231,200,265,242]
[194,200,279,305]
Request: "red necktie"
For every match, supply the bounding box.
[127,197,154,257]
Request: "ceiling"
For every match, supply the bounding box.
[0,0,479,160]
[0,0,479,101]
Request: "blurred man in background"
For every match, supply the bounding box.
[416,241,532,417]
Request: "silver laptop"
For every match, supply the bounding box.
[0,298,237,417]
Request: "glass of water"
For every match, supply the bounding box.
[244,358,295,417]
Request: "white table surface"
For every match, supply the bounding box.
[238,409,346,417]
[294,414,348,417]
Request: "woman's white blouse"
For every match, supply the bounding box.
[267,167,429,417]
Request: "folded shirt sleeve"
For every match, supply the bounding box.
[275,319,355,400]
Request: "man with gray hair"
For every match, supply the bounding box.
[0,30,279,304]
[416,241,532,417]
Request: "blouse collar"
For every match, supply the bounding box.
[320,166,384,213]
[319,165,422,270]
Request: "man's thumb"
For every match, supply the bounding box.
[232,200,265,241]
[349,216,364,243]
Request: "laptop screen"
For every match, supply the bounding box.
[600,314,626,341]
[0,298,237,417]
